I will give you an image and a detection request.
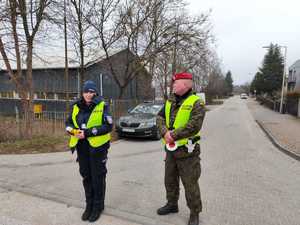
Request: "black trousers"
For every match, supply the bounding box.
[76,140,109,210]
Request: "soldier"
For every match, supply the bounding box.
[156,72,206,225]
[65,80,113,222]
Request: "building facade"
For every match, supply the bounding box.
[0,49,153,115]
[288,59,300,92]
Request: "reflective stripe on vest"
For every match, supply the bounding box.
[163,94,201,147]
[69,102,111,148]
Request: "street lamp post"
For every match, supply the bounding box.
[280,46,287,114]
[262,45,287,114]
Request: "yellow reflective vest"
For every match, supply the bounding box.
[163,94,201,147]
[69,101,111,148]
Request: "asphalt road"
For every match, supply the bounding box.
[0,96,299,225]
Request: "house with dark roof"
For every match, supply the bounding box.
[0,49,154,115]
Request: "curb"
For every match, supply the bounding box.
[256,120,300,161]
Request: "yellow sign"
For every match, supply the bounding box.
[34,104,42,113]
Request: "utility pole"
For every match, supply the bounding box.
[279,46,287,114]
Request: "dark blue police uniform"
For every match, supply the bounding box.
[66,91,112,222]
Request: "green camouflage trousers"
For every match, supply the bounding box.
[164,145,202,214]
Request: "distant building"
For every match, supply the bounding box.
[288,59,300,92]
[0,49,153,115]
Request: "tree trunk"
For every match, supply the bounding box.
[79,27,84,90]
[25,41,34,138]
[118,86,126,99]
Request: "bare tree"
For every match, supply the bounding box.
[67,0,98,90]
[79,0,215,99]
[153,6,213,99]
[204,52,227,101]
[0,0,52,137]
[87,0,186,98]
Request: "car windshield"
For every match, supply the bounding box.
[130,104,162,115]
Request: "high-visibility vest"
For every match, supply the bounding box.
[69,101,111,148]
[163,94,201,147]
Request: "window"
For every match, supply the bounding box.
[56,93,66,100]
[69,93,79,100]
[0,91,13,98]
[35,92,46,99]
[46,92,55,99]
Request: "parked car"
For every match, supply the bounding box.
[240,93,248,99]
[115,103,163,139]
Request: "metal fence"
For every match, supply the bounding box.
[286,96,299,116]
[0,111,68,142]
[0,99,149,141]
[256,95,299,116]
[108,99,142,120]
[256,96,286,113]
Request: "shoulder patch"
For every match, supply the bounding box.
[92,127,98,135]
[106,115,113,124]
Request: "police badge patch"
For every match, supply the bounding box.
[106,116,113,124]
[92,127,98,135]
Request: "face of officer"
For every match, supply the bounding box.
[173,79,193,96]
[83,91,96,104]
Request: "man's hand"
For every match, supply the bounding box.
[164,131,174,144]
[75,130,85,139]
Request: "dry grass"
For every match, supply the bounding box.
[0,135,69,154]
[0,116,66,142]
[0,115,118,154]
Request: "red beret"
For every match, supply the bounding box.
[172,72,193,81]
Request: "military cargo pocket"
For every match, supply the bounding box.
[177,155,201,181]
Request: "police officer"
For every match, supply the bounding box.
[65,80,112,222]
[156,72,206,225]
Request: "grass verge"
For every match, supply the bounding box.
[0,131,118,154]
[0,135,69,154]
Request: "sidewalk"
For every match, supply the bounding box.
[0,187,141,225]
[247,98,300,160]
[0,152,143,225]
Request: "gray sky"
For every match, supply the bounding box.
[188,0,300,85]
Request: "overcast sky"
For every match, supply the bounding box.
[187,0,300,85]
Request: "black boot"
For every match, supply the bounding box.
[188,213,199,225]
[88,206,103,222]
[157,203,178,215]
[81,204,92,221]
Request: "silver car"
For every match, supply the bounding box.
[240,93,248,99]
[115,103,163,139]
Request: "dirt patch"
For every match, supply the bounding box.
[0,135,69,154]
[0,131,118,154]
